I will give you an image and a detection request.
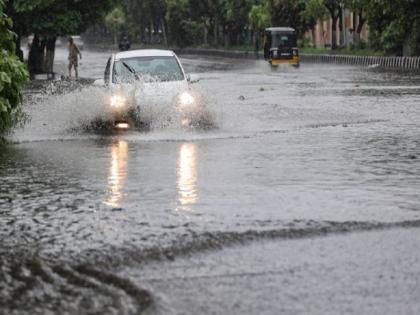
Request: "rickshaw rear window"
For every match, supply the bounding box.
[272,33,297,48]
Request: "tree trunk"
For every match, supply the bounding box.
[148,21,152,44]
[312,28,317,48]
[44,37,56,78]
[352,11,357,44]
[356,13,365,34]
[331,16,338,49]
[161,18,168,47]
[403,35,411,56]
[224,25,230,47]
[320,22,325,48]
[39,40,46,72]
[213,17,219,45]
[204,25,208,46]
[325,4,340,50]
[113,31,118,48]
[339,10,344,46]
[355,12,366,46]
[28,34,44,79]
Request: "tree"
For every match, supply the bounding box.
[186,0,217,46]
[105,7,126,47]
[0,0,28,134]
[222,0,254,45]
[248,2,271,32]
[343,0,366,46]
[366,0,420,56]
[117,0,168,45]
[323,0,342,49]
[301,0,327,47]
[6,0,114,77]
[270,0,312,38]
[248,2,270,53]
[165,0,191,47]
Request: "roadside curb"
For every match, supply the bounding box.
[176,48,420,70]
[302,53,420,70]
[175,48,263,59]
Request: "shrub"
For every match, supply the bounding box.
[0,1,29,134]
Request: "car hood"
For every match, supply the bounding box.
[112,80,189,106]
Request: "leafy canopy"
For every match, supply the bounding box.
[0,0,28,134]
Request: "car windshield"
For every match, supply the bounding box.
[113,56,184,83]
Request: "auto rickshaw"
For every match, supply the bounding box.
[264,27,300,67]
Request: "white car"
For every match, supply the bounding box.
[94,49,204,130]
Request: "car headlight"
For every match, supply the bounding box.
[110,95,127,108]
[178,91,195,108]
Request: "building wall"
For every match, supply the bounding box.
[306,10,369,48]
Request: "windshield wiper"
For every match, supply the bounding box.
[121,61,140,80]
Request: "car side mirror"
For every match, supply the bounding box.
[93,79,105,87]
[187,74,200,83]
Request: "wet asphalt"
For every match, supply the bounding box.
[1,48,420,314]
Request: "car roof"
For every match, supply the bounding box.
[115,49,175,60]
[265,27,296,33]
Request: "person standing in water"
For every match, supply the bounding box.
[68,37,82,79]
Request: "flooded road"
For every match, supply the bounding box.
[1,49,420,314]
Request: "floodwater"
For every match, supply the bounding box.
[1,49,420,314]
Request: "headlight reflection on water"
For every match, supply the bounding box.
[104,140,128,207]
[103,141,199,210]
[177,143,198,211]
[104,141,198,211]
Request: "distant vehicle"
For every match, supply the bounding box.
[27,35,34,49]
[264,27,300,67]
[70,35,84,50]
[93,49,202,130]
[55,37,63,47]
[119,36,131,51]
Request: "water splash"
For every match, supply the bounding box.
[10,80,218,143]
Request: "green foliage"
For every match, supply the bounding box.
[248,3,270,31]
[166,0,191,47]
[321,0,341,49]
[270,0,312,36]
[0,8,15,51]
[105,7,125,42]
[116,0,324,47]
[223,0,255,44]
[8,0,114,38]
[6,0,114,77]
[0,0,28,134]
[301,0,327,24]
[7,0,419,56]
[115,0,168,44]
[366,0,420,56]
[343,0,363,11]
[105,7,125,29]
[380,21,404,53]
[409,19,420,56]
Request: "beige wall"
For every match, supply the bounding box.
[306,11,369,48]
